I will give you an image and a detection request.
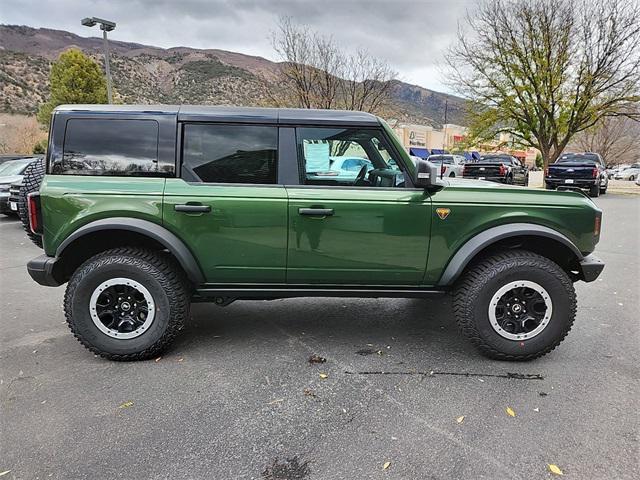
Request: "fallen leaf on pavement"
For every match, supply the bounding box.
[506,407,516,417]
[456,416,465,424]
[154,357,161,363]
[383,461,391,470]
[548,464,563,475]
[118,401,134,409]
[177,357,184,362]
[308,354,326,364]
[319,373,328,379]
[533,408,539,412]
[303,388,316,398]
[539,392,548,397]
[268,398,284,405]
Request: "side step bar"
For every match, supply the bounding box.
[193,285,447,302]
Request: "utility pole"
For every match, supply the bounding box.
[442,98,448,151]
[81,17,116,103]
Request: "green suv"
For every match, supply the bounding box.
[26,105,604,361]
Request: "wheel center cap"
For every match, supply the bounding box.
[511,304,522,313]
[120,301,131,311]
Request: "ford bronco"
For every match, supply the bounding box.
[25,105,604,361]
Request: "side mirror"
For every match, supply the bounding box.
[413,158,440,188]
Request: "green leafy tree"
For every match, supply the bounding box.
[447,0,640,168]
[37,49,108,124]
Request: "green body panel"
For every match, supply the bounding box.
[40,175,165,256]
[162,179,288,283]
[424,179,600,283]
[286,187,431,284]
[38,120,600,288]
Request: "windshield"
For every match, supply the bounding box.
[556,153,599,164]
[0,159,32,176]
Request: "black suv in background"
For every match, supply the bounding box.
[545,152,608,197]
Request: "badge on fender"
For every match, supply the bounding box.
[436,207,450,220]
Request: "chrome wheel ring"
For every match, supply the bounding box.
[89,277,155,339]
[488,280,553,341]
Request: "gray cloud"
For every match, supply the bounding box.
[1,0,474,92]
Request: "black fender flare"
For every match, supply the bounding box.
[56,217,205,284]
[436,223,583,286]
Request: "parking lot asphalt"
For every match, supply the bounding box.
[1,194,638,480]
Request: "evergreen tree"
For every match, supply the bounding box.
[37,49,108,124]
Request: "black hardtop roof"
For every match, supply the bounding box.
[54,104,381,126]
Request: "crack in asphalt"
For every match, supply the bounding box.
[344,371,544,380]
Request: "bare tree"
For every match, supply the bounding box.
[271,17,396,114]
[447,0,640,167]
[570,113,639,165]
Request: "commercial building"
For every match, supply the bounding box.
[390,122,539,167]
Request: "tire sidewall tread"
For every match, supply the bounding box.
[453,250,577,361]
[64,247,191,361]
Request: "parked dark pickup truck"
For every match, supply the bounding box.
[462,155,529,185]
[545,153,608,197]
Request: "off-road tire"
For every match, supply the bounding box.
[453,250,576,361]
[18,157,45,248]
[589,184,600,197]
[64,247,191,361]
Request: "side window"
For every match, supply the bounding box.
[56,119,160,176]
[297,127,404,187]
[182,124,277,184]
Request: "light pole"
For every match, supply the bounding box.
[81,17,116,104]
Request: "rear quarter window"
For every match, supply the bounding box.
[54,119,160,176]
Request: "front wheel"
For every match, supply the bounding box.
[453,250,576,361]
[64,248,191,361]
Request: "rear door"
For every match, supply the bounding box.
[285,126,431,285]
[163,123,288,283]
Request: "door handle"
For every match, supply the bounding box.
[298,208,334,216]
[175,204,211,213]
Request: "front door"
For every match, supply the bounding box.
[163,123,288,283]
[286,126,431,285]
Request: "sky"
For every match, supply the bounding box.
[1,0,475,93]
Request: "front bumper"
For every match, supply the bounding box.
[27,254,64,287]
[578,254,605,282]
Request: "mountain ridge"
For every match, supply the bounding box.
[0,24,467,126]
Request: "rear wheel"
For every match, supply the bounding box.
[64,248,191,361]
[589,184,600,197]
[18,158,45,248]
[453,250,576,361]
[630,175,636,181]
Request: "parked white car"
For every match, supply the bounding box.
[427,154,466,178]
[614,163,640,181]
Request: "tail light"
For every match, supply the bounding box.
[440,164,446,176]
[544,168,549,177]
[27,193,43,235]
[592,167,598,178]
[594,214,601,236]
[499,164,506,175]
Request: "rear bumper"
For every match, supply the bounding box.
[27,254,63,287]
[462,175,505,183]
[578,254,605,282]
[545,178,597,189]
